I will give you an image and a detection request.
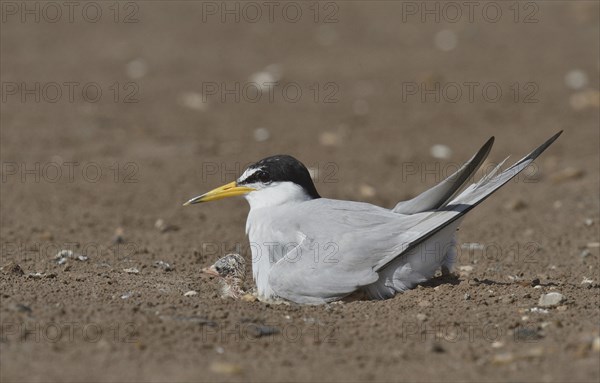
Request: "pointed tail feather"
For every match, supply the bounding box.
[375,131,563,271]
[393,136,495,214]
[450,131,563,208]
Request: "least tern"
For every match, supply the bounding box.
[185,132,562,305]
[202,253,246,299]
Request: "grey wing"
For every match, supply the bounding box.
[393,137,494,214]
[268,200,423,304]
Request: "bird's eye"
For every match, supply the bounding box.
[254,171,271,184]
[259,172,270,183]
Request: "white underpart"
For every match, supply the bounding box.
[244,182,313,299]
[363,219,462,299]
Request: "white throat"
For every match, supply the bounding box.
[244,181,313,210]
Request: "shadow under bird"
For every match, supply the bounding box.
[185,132,562,305]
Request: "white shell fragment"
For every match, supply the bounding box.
[538,292,565,307]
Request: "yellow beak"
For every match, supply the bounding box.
[183,181,255,205]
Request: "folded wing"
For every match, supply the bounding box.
[269,132,562,304]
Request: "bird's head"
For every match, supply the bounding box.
[183,155,320,208]
[202,253,246,281]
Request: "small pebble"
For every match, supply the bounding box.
[15,304,32,313]
[530,307,549,314]
[264,63,283,81]
[253,127,270,142]
[359,184,376,198]
[248,70,276,92]
[154,261,174,272]
[514,327,543,342]
[241,293,257,302]
[416,313,427,322]
[1,262,24,276]
[538,292,565,307]
[570,90,600,110]
[179,92,207,111]
[318,131,340,147]
[40,231,53,241]
[121,291,133,299]
[430,144,452,160]
[504,199,527,211]
[123,268,139,274]
[210,362,242,375]
[565,69,588,90]
[113,227,125,244]
[584,218,593,227]
[155,219,179,233]
[126,58,148,79]
[184,290,198,297]
[55,250,88,262]
[461,243,484,250]
[27,272,44,279]
[491,352,514,365]
[523,346,544,358]
[551,167,584,183]
[434,29,458,52]
[246,324,280,338]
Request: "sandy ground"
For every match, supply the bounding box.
[1,2,599,382]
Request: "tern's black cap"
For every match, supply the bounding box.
[237,155,321,199]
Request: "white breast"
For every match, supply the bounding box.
[244,182,313,299]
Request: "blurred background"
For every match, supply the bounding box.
[1,2,599,382]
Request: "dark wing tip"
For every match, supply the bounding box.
[525,130,563,162]
[482,136,495,154]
